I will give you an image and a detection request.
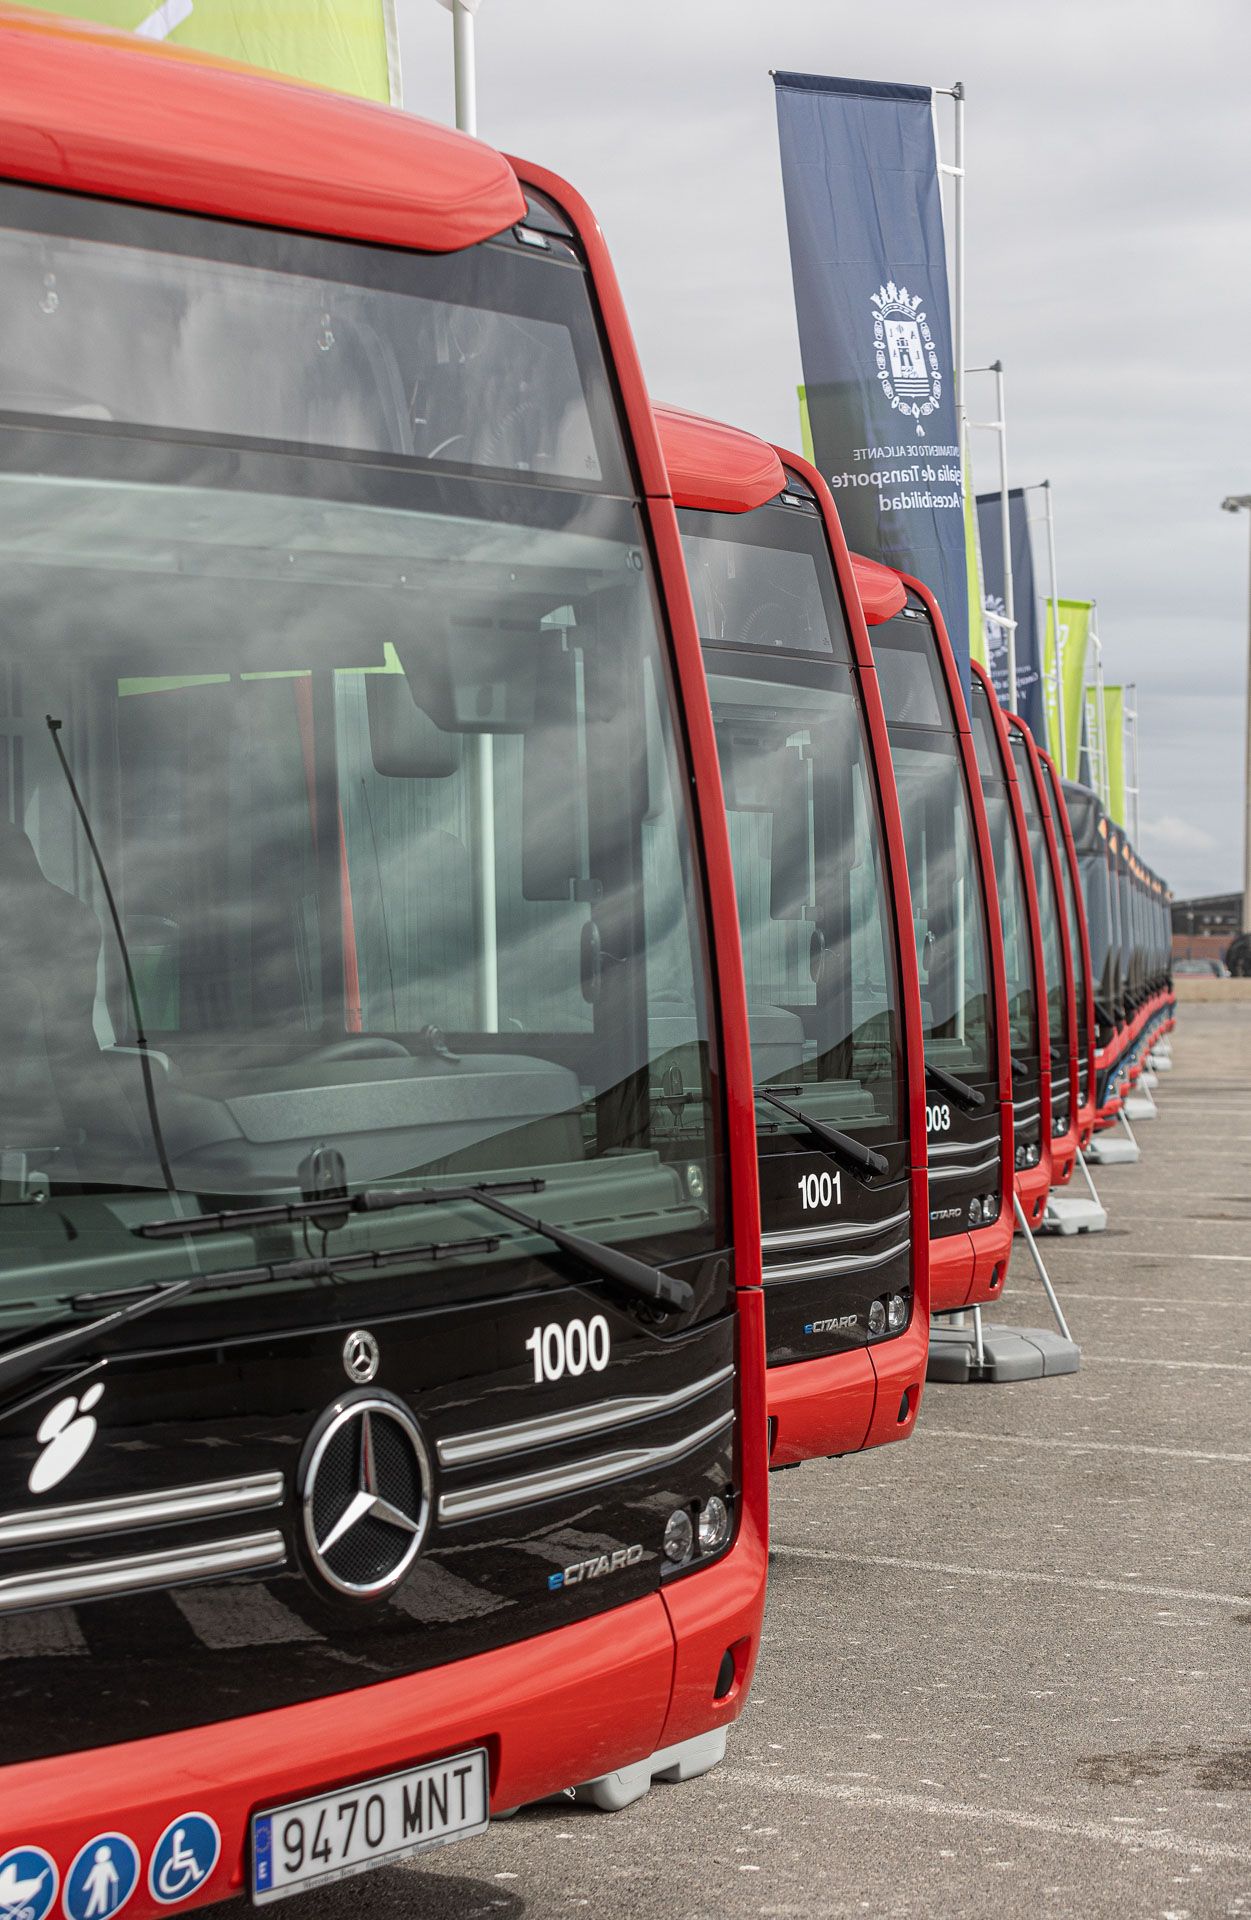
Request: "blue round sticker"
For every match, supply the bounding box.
[148,1816,221,1908]
[62,1835,138,1920]
[0,1846,59,1920]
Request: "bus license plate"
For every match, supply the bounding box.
[250,1748,489,1903]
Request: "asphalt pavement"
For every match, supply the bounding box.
[287,1001,1251,1920]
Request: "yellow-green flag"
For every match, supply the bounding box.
[964,451,988,674]
[798,385,815,466]
[1042,597,1091,779]
[1085,683,1126,826]
[20,0,400,104]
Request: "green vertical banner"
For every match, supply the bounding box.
[1103,685,1126,826]
[964,450,988,674]
[18,0,401,104]
[798,385,816,466]
[1042,597,1091,779]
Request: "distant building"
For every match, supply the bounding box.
[1171,893,1242,962]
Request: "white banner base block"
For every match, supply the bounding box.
[1041,1192,1107,1235]
[927,1322,1081,1384]
[1088,1133,1141,1165]
[1149,1052,1173,1071]
[1123,1091,1158,1121]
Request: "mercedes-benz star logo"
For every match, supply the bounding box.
[300,1395,431,1598]
[342,1328,380,1384]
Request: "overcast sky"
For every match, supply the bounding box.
[397,0,1250,899]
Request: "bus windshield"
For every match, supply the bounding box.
[969,682,1035,1060]
[680,503,902,1147]
[1010,734,1066,1062]
[869,603,993,1086]
[0,187,725,1323]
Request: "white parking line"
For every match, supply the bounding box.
[770,1543,1251,1608]
[1050,1292,1250,1308]
[1082,1355,1251,1373]
[919,1426,1251,1465]
[718,1771,1251,1865]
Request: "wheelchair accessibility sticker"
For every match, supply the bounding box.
[0,1847,58,1920]
[148,1818,220,1907]
[62,1836,138,1920]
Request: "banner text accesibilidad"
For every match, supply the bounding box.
[1042,596,1091,780]
[774,71,971,693]
[19,0,401,104]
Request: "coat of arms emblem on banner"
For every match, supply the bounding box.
[871,282,943,436]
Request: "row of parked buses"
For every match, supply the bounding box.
[0,16,1175,1915]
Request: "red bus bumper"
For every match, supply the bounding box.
[766,1312,927,1463]
[0,1546,764,1914]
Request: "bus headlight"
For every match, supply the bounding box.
[867,1299,887,1336]
[967,1194,983,1226]
[982,1191,1000,1223]
[886,1292,908,1332]
[1052,1109,1070,1137]
[664,1509,694,1564]
[697,1494,731,1555]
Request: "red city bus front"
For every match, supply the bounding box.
[655,406,928,1466]
[0,12,767,1908]
[1040,752,1098,1151]
[858,571,1014,1313]
[1006,716,1080,1189]
[967,666,1053,1228]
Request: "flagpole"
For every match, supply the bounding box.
[1042,478,1066,774]
[452,0,477,135]
[968,363,1016,708]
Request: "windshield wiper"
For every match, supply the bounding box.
[354,1183,695,1315]
[753,1088,888,1182]
[925,1062,986,1112]
[1010,1056,1031,1084]
[138,1176,694,1316]
[0,1235,502,1402]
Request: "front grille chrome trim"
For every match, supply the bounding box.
[927,1154,1002,1184]
[438,1410,734,1524]
[0,1531,286,1614]
[760,1206,910,1257]
[438,1364,734,1469]
[0,1473,284,1551]
[926,1135,1000,1160]
[764,1237,911,1285]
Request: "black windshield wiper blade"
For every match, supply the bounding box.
[135,1177,543,1242]
[0,1235,502,1402]
[753,1088,888,1181]
[355,1183,695,1315]
[925,1062,986,1112]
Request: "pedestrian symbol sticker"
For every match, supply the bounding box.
[148,1817,220,1907]
[0,1847,58,1920]
[62,1837,138,1920]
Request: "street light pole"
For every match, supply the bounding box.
[1222,495,1251,935]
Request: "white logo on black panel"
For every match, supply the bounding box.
[28,1382,104,1494]
[300,1395,431,1598]
[871,282,943,436]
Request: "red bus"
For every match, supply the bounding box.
[1005,717,1079,1187]
[856,572,1015,1317]
[1038,750,1098,1156]
[967,666,1052,1230]
[0,11,768,1905]
[654,405,928,1466]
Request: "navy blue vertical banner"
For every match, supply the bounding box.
[975,486,1045,736]
[774,71,969,688]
